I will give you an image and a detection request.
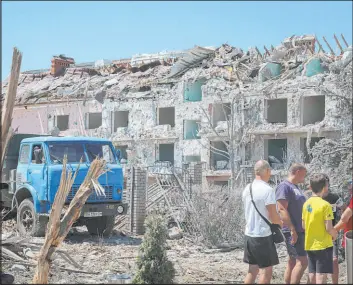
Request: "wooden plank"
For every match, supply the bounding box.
[1,47,22,170]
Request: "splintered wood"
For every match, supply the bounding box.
[32,156,108,284]
[1,47,22,170]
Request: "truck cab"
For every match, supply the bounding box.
[1,135,126,237]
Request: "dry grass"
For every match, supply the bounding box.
[186,185,245,248]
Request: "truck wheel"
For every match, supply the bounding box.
[17,198,47,237]
[86,215,115,237]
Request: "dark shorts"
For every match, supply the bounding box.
[243,235,279,268]
[284,231,307,258]
[307,247,334,274]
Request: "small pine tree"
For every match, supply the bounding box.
[132,213,175,284]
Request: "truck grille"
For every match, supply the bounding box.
[66,185,114,201]
[16,173,22,183]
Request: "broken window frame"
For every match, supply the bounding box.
[300,137,325,163]
[301,95,326,126]
[156,143,175,164]
[209,141,230,170]
[158,107,175,128]
[85,112,102,130]
[183,120,201,140]
[54,115,69,131]
[211,102,231,127]
[183,78,206,102]
[264,98,288,124]
[264,138,288,167]
[112,110,129,132]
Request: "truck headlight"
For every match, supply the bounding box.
[117,205,124,214]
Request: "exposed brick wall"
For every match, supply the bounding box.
[126,166,147,235]
[50,56,75,76]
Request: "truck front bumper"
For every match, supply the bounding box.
[80,202,128,217]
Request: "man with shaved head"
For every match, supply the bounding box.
[276,163,308,284]
[242,160,282,284]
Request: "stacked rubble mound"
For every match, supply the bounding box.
[2,34,352,106]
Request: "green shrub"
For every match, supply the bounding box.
[132,213,175,284]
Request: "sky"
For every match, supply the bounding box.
[2,1,352,80]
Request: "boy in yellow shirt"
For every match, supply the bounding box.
[302,173,338,284]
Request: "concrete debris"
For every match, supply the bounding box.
[10,264,27,272]
[104,273,132,284]
[330,46,353,73]
[2,34,349,107]
[168,227,183,240]
[214,121,228,132]
[1,34,351,189]
[23,248,35,259]
[258,62,282,82]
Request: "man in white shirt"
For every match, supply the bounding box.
[242,160,283,284]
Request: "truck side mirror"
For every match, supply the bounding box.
[115,149,121,162]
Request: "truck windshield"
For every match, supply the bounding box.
[86,143,116,164]
[48,143,86,164]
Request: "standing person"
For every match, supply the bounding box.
[322,175,344,284]
[302,173,338,284]
[242,160,282,284]
[334,180,353,247]
[276,163,308,284]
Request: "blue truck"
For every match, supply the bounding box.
[0,134,127,237]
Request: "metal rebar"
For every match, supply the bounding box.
[255,46,263,59]
[315,37,325,53]
[323,36,335,55]
[333,34,344,54]
[341,33,349,48]
[264,45,271,57]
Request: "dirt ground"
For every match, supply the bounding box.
[1,221,348,284]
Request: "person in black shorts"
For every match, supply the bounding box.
[322,175,344,284]
[242,160,282,284]
[302,174,338,284]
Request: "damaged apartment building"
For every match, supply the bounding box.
[2,34,352,186]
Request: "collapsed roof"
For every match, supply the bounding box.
[1,34,352,105]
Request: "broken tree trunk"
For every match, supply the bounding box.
[1,47,22,170]
[32,157,107,284]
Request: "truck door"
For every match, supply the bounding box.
[16,144,31,188]
[28,144,48,202]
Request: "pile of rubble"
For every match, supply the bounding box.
[1,34,351,106]
[1,224,348,284]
